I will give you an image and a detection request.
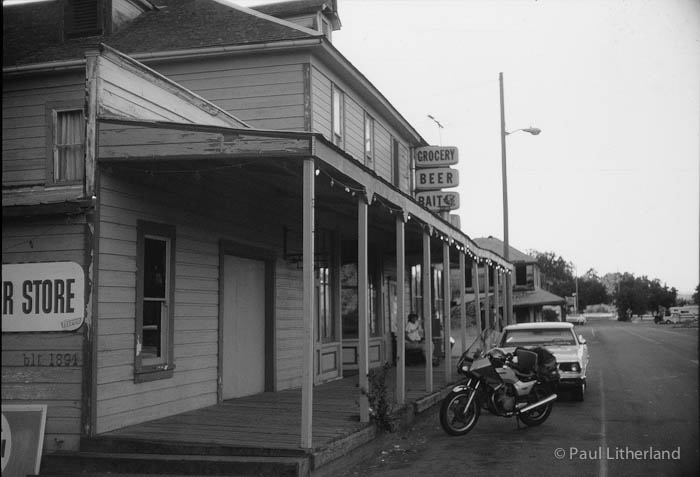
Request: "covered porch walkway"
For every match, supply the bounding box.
[79,359,460,471]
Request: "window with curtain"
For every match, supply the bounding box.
[364,112,374,165]
[332,84,344,147]
[53,109,84,184]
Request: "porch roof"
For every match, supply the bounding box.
[96,117,513,269]
[513,288,566,307]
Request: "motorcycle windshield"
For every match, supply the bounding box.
[460,328,503,363]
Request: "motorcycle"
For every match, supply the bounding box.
[439,337,560,436]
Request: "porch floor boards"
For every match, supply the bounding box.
[99,359,459,452]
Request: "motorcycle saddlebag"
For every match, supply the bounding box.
[531,346,559,382]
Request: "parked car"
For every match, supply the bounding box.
[566,314,587,325]
[497,322,589,401]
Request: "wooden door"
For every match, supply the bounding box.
[222,255,265,399]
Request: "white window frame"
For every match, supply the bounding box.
[135,221,176,383]
[364,112,375,166]
[49,107,85,185]
[331,84,344,148]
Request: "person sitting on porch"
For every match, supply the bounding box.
[405,313,427,365]
[406,313,423,342]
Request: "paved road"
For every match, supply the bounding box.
[322,319,698,477]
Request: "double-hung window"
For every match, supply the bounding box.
[364,112,374,166]
[391,138,400,187]
[331,84,344,147]
[52,109,85,184]
[135,221,176,382]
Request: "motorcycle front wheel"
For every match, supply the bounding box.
[439,389,480,436]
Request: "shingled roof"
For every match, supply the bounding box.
[473,236,535,263]
[4,0,323,67]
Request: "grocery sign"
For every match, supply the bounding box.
[414,146,459,168]
[2,262,85,332]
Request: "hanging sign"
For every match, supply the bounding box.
[414,146,459,167]
[415,167,459,190]
[416,191,460,210]
[1,404,47,477]
[2,262,85,332]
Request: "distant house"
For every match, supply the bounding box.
[3,0,513,453]
[474,236,565,323]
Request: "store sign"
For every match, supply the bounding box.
[414,146,459,167]
[415,167,459,191]
[2,262,85,332]
[1,404,47,477]
[416,191,460,210]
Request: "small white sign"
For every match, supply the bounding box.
[415,167,459,190]
[414,146,459,167]
[416,191,460,210]
[2,262,85,332]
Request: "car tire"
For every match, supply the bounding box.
[573,380,586,402]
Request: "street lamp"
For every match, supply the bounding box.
[499,72,540,325]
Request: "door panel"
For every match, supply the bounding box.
[222,255,265,399]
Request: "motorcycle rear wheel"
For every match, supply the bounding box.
[440,389,480,436]
[518,384,554,426]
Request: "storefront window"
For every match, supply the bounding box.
[135,221,175,382]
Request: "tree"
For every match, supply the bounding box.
[529,250,575,298]
[577,271,609,311]
[613,273,677,320]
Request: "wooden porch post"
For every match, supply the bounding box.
[473,261,482,336]
[442,242,451,382]
[422,229,433,392]
[501,272,510,331]
[358,196,370,423]
[484,264,491,331]
[494,270,500,331]
[301,159,315,448]
[395,215,406,405]
[459,251,467,354]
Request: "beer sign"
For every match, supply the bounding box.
[414,146,458,168]
[2,262,85,332]
[415,167,459,191]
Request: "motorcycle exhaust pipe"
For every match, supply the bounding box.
[517,394,558,414]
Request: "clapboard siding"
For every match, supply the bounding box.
[374,122,391,179]
[2,73,84,189]
[95,170,307,432]
[309,64,413,193]
[1,326,86,452]
[344,95,365,164]
[155,55,307,132]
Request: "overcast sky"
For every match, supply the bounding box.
[240,0,699,294]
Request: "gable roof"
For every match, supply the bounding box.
[473,236,535,264]
[254,0,341,28]
[4,0,323,67]
[513,288,566,307]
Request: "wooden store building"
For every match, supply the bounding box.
[2,0,513,465]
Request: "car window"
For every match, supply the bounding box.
[502,329,577,346]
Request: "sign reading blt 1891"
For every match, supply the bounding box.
[2,262,85,332]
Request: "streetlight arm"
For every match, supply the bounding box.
[505,127,541,136]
